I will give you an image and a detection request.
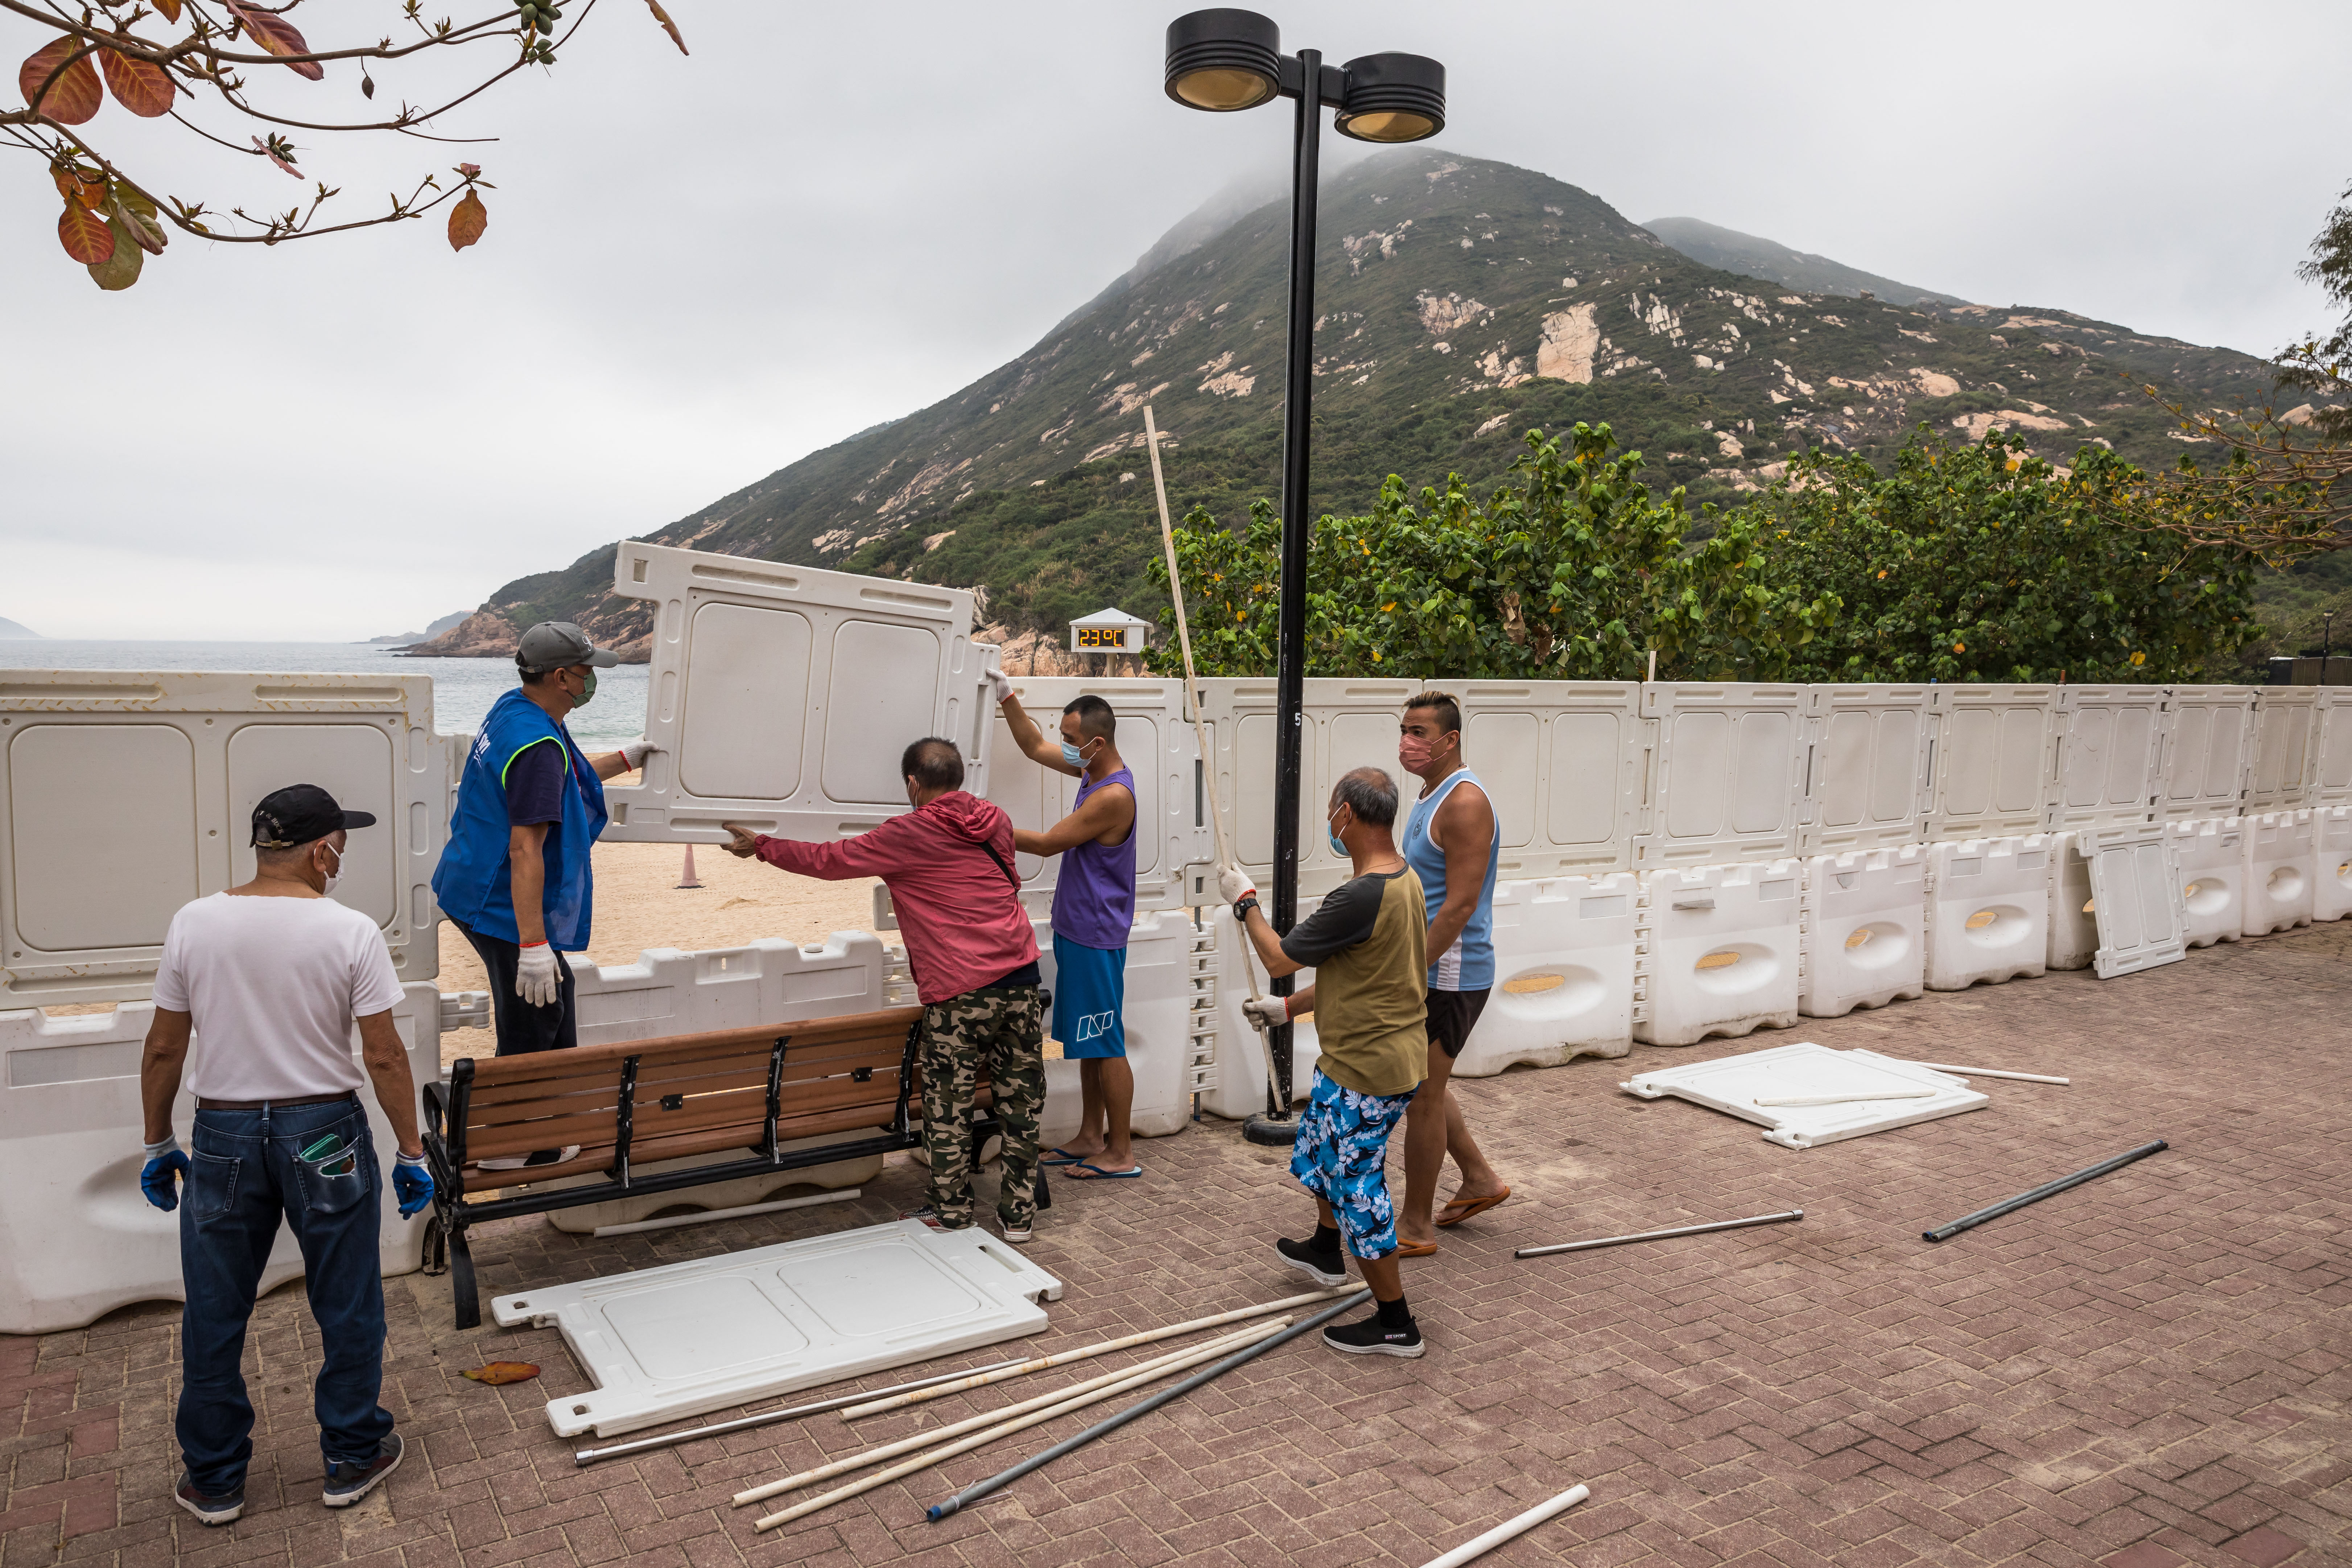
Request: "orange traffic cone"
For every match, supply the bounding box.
[677,842,703,889]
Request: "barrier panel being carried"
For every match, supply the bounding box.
[1456,873,1638,1077]
[1633,861,1801,1045]
[2314,805,2352,923]
[985,677,1198,915]
[2241,809,2315,935]
[2247,688,2320,812]
[2045,831,2099,972]
[1924,685,2061,842]
[1636,684,1809,868]
[0,981,442,1335]
[2083,825,2188,979]
[1798,685,1932,855]
[598,541,990,848]
[1924,835,2050,990]
[2051,685,2165,834]
[1798,846,1927,1018]
[2167,818,2248,949]
[2157,686,2257,822]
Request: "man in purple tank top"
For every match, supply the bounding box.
[992,679,1142,1179]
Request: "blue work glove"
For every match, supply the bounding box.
[141,1136,190,1211]
[392,1152,435,1219]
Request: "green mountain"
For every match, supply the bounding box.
[479,149,2291,652]
[1644,216,1968,308]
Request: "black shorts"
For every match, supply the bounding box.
[1425,986,1491,1060]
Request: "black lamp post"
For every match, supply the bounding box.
[1164,10,1445,1145]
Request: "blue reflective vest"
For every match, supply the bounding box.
[431,687,608,949]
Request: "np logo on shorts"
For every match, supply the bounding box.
[1072,1010,1115,1043]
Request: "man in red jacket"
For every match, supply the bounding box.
[722,738,1045,1241]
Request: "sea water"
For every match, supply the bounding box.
[0,641,652,747]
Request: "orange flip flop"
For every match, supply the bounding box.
[1435,1185,1510,1227]
[1394,1239,1438,1258]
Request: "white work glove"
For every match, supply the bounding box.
[515,942,561,1008]
[619,739,657,771]
[1241,995,1290,1033]
[987,670,1015,704]
[1217,864,1257,906]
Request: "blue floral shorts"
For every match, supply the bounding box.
[1290,1069,1417,1261]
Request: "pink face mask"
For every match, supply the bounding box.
[1398,733,1444,773]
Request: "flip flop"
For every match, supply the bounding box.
[1066,1162,1143,1180]
[1040,1147,1094,1166]
[1393,1239,1438,1258]
[1435,1185,1511,1227]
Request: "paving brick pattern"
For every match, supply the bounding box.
[5,920,2346,1568]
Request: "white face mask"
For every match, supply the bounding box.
[320,839,344,896]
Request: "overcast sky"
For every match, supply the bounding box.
[5,0,2347,641]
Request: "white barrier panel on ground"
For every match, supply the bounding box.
[0,981,441,1335]
[1799,685,1932,856]
[2313,805,2352,922]
[1201,679,1643,898]
[1036,910,1193,1146]
[1925,685,2061,842]
[0,670,447,1008]
[1633,861,1801,1045]
[1925,835,2050,990]
[1798,846,1927,1018]
[1637,684,1809,868]
[2314,689,2352,806]
[598,542,989,847]
[1456,874,1638,1077]
[2248,688,2320,812]
[2084,825,2188,979]
[986,677,1197,915]
[2046,832,2097,972]
[2158,686,2257,822]
[2051,686,2165,833]
[2166,818,2248,949]
[2241,809,2315,936]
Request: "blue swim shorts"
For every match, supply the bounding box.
[1050,932,1127,1060]
[1290,1069,1416,1260]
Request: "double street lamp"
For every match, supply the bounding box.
[1164,11,1446,1143]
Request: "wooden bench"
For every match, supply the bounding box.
[420,1004,1052,1328]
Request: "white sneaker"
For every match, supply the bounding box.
[476,1145,581,1172]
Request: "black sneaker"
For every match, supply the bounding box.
[1275,1235,1349,1288]
[322,1432,404,1507]
[1324,1311,1426,1358]
[173,1471,243,1526]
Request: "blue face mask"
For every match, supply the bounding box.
[1326,812,1347,858]
[1061,734,1097,769]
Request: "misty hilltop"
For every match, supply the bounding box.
[456,148,2285,655]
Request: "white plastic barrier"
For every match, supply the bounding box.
[2051,685,2165,833]
[2248,688,2320,811]
[1035,909,1193,1146]
[2046,832,2098,972]
[2241,809,2315,935]
[2083,825,2188,979]
[1798,846,1927,1017]
[1633,861,1801,1045]
[1198,900,1320,1119]
[1924,835,2050,990]
[0,669,448,1008]
[2166,818,2247,949]
[2313,805,2352,923]
[0,981,441,1335]
[1456,874,1638,1077]
[2314,689,2352,806]
[1636,684,1809,868]
[1924,684,2061,841]
[598,541,990,846]
[1798,685,1931,855]
[2157,686,2257,822]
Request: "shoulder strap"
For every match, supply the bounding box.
[979,837,1021,891]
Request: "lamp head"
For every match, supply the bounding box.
[1334,51,1446,142]
[1164,8,1282,112]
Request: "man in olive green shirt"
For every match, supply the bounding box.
[1222,767,1430,1358]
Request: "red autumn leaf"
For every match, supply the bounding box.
[447,189,487,252]
[100,47,176,117]
[644,0,689,55]
[18,38,104,124]
[223,1,324,81]
[50,165,107,210]
[58,201,115,264]
[153,0,183,20]
[252,135,302,177]
[459,1361,538,1385]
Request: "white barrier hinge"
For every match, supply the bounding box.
[438,991,491,1031]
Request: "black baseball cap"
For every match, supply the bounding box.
[251,784,377,849]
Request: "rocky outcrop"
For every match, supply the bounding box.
[976,623,1145,678]
[402,609,519,659]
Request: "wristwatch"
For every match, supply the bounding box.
[1233,894,1259,923]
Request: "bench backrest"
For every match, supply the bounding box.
[448,1006,921,1191]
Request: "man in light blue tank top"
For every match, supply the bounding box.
[1395,692,1510,1253]
[992,679,1143,1179]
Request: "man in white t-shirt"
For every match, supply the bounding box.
[138,784,434,1527]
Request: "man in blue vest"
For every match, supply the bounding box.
[432,622,652,1169]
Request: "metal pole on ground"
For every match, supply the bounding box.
[1922,1140,2166,1243]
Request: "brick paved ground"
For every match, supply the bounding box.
[4,920,2347,1568]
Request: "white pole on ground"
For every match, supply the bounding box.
[1901,1060,2070,1085]
[1415,1483,1591,1568]
[1143,404,1282,1112]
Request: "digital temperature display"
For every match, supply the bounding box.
[1074,627,1132,650]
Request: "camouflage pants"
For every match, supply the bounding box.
[919,986,1046,1229]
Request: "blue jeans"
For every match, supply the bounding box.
[178,1099,393,1495]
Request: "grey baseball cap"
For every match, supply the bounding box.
[516,620,620,673]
